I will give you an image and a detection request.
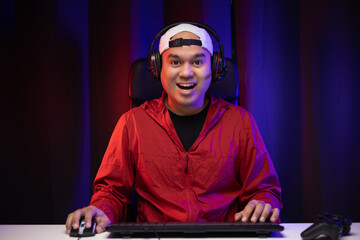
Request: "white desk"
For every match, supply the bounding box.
[0,223,359,240]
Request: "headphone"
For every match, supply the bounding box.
[147,22,227,82]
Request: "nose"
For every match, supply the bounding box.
[179,62,194,78]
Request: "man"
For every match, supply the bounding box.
[66,23,282,235]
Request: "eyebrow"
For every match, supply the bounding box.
[167,53,206,59]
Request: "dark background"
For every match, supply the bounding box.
[1,0,359,224]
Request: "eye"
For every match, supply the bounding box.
[193,60,203,66]
[171,60,180,66]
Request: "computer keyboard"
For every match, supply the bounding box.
[106,221,284,238]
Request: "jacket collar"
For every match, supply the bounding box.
[142,91,229,117]
[141,91,230,151]
[142,91,229,128]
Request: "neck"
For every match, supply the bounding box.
[165,97,209,116]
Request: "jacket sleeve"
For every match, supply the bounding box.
[90,114,135,223]
[238,112,283,211]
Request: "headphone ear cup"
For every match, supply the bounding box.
[148,50,162,81]
[211,51,226,82]
[211,52,220,82]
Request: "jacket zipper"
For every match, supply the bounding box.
[184,152,190,221]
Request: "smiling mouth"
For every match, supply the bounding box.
[176,83,197,90]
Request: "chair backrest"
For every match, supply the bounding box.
[129,58,239,108]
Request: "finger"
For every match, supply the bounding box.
[234,212,243,222]
[65,213,74,234]
[70,209,83,229]
[84,207,96,228]
[250,201,265,222]
[96,215,111,233]
[241,200,258,222]
[259,204,272,222]
[65,209,83,235]
[86,206,111,233]
[269,208,280,222]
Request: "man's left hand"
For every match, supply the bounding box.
[234,199,280,223]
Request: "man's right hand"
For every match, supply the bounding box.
[65,205,111,235]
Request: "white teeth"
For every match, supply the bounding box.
[179,83,194,87]
[176,83,196,90]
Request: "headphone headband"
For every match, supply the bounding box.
[147,21,227,82]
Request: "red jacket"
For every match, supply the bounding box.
[90,92,282,223]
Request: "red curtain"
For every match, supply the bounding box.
[1,0,359,223]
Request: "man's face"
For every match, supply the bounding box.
[160,31,212,116]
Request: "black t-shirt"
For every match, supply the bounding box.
[168,103,210,152]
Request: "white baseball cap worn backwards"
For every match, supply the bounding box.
[159,23,214,55]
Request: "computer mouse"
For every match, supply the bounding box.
[70,217,97,237]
